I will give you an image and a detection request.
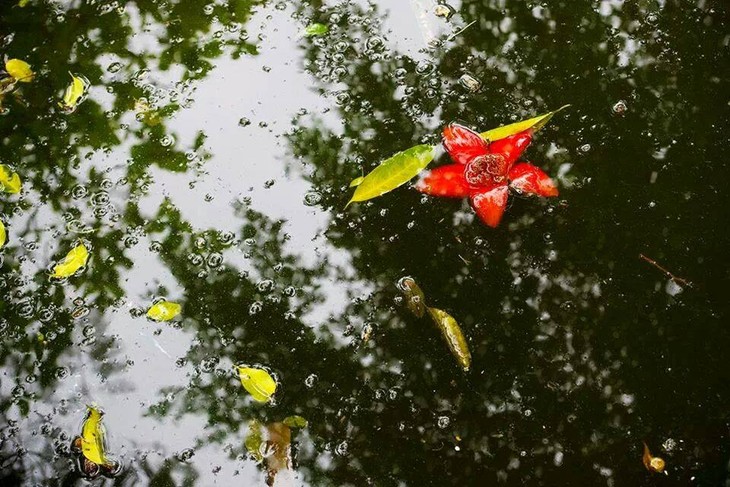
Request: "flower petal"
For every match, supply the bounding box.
[415,164,470,198]
[508,162,559,197]
[442,124,489,165]
[488,131,532,166]
[470,184,509,227]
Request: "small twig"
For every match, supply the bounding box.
[639,254,692,288]
[448,20,476,41]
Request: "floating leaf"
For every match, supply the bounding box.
[347,144,435,206]
[51,243,89,278]
[5,59,34,82]
[146,301,181,322]
[0,220,6,249]
[282,415,308,429]
[397,276,426,318]
[427,307,472,371]
[60,72,88,112]
[349,176,364,188]
[642,442,666,474]
[245,420,265,462]
[0,164,22,194]
[303,23,328,37]
[81,406,108,466]
[237,366,277,402]
[480,105,570,142]
[18,0,30,6]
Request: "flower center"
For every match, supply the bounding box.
[465,154,507,186]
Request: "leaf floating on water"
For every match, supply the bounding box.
[59,72,89,112]
[349,176,364,188]
[282,415,308,429]
[303,23,328,37]
[0,220,6,249]
[427,307,472,371]
[642,442,667,474]
[480,105,570,142]
[237,366,277,403]
[5,59,34,82]
[347,144,435,206]
[245,420,265,463]
[146,301,181,322]
[397,276,427,318]
[51,243,89,279]
[0,164,22,194]
[18,0,30,6]
[81,406,108,466]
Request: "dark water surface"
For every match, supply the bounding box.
[1,0,729,485]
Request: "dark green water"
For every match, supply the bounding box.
[1,0,729,485]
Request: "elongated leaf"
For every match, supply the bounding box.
[397,276,427,318]
[0,164,22,194]
[146,301,181,322]
[60,73,88,112]
[0,220,6,249]
[303,23,328,37]
[348,144,435,206]
[349,176,364,188]
[480,105,570,141]
[427,307,471,371]
[238,366,277,402]
[5,59,34,82]
[245,420,265,462]
[51,243,89,278]
[81,406,107,466]
[282,415,308,428]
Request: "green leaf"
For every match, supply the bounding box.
[427,307,471,371]
[0,164,22,194]
[282,415,308,428]
[5,59,34,82]
[347,144,435,206]
[81,406,108,466]
[0,220,6,249]
[237,366,277,403]
[59,72,89,112]
[303,23,328,37]
[244,420,264,462]
[397,276,427,318]
[51,243,89,278]
[480,105,570,141]
[146,301,181,322]
[349,176,364,188]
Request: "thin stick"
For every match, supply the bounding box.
[639,254,692,288]
[448,20,476,41]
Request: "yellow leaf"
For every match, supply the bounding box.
[349,176,364,188]
[51,243,89,278]
[81,406,107,466]
[0,164,22,194]
[237,366,277,402]
[480,105,570,142]
[18,0,30,6]
[146,301,181,322]
[5,59,34,82]
[0,220,6,249]
[60,73,88,111]
[427,307,472,371]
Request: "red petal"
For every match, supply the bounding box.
[470,184,509,227]
[488,131,532,166]
[415,164,470,198]
[442,124,489,165]
[508,162,559,197]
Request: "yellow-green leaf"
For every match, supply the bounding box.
[18,0,30,6]
[51,243,89,278]
[245,420,264,462]
[347,144,435,206]
[5,59,34,82]
[397,276,427,318]
[146,301,181,322]
[480,105,570,142]
[237,366,277,402]
[349,176,364,188]
[60,73,88,111]
[0,220,6,249]
[81,406,107,466]
[427,307,472,371]
[282,415,308,428]
[0,164,22,194]
[303,23,328,37]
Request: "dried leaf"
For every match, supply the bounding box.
[397,276,427,318]
[427,307,472,371]
[60,72,89,112]
[303,23,328,37]
[51,243,89,279]
[0,220,6,249]
[146,301,181,322]
[282,415,308,428]
[480,105,570,142]
[81,406,108,466]
[349,176,364,188]
[238,366,277,402]
[0,164,22,194]
[5,59,34,82]
[347,144,435,206]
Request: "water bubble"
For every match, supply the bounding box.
[303,191,322,206]
[249,301,263,315]
[459,73,481,92]
[335,441,349,456]
[437,416,450,429]
[256,279,274,293]
[107,62,122,73]
[91,191,110,207]
[207,252,223,268]
[612,100,628,115]
[160,135,175,147]
[578,143,591,153]
[238,117,251,127]
[175,448,195,462]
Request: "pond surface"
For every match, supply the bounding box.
[1,0,729,485]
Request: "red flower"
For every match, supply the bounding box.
[415,124,559,227]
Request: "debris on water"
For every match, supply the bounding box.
[434,4,456,20]
[642,442,667,474]
[459,73,481,92]
[612,100,628,115]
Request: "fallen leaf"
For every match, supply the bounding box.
[5,59,34,82]
[237,366,277,402]
[427,307,472,371]
[397,276,427,318]
[282,415,308,428]
[0,164,22,194]
[51,243,89,278]
[303,23,328,37]
[81,406,108,466]
[0,220,6,249]
[480,105,570,142]
[347,144,435,206]
[642,442,666,474]
[146,301,181,322]
[60,72,89,112]
[245,420,265,463]
[349,176,364,188]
